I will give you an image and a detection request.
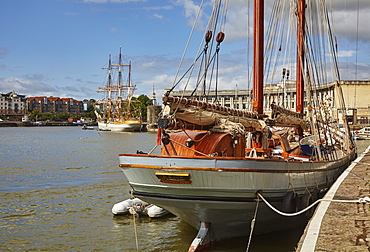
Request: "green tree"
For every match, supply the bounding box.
[84,104,97,119]
[28,110,39,121]
[136,94,152,121]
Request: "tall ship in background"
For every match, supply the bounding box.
[95,48,142,132]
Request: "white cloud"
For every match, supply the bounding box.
[153,14,163,19]
[338,50,357,57]
[144,5,172,11]
[174,0,208,29]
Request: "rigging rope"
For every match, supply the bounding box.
[169,138,209,156]
[171,0,205,91]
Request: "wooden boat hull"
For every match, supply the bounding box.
[118,150,356,239]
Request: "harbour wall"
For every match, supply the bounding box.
[297,144,370,251]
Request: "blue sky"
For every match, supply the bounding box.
[0,0,369,102]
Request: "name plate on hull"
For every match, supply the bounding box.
[155,172,192,184]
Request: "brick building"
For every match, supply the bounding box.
[27,96,84,114]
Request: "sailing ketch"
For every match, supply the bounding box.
[119,0,356,249]
[95,48,142,132]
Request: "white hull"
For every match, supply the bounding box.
[119,150,356,239]
[97,121,142,132]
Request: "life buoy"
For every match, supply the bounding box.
[283,191,300,213]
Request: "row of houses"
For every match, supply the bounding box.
[0,91,84,120]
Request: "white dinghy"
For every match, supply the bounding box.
[111,197,169,218]
[145,205,170,218]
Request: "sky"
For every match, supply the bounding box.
[0,0,369,102]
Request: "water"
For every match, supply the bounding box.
[1,127,368,251]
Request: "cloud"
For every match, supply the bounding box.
[174,0,208,29]
[109,27,117,33]
[144,5,172,11]
[21,74,48,81]
[142,5,172,20]
[338,62,370,80]
[338,50,357,57]
[0,77,58,97]
[0,76,100,101]
[153,14,163,19]
[223,1,250,42]
[133,54,181,75]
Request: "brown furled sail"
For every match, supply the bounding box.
[163,96,267,132]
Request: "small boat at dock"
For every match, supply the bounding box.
[82,125,95,130]
[353,127,370,140]
[112,198,169,218]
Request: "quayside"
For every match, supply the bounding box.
[118,0,357,250]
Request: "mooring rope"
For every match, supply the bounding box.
[246,195,260,252]
[257,192,370,217]
[132,211,139,251]
[130,191,140,251]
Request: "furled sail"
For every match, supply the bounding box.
[164,96,267,132]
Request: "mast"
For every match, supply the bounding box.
[117,47,123,120]
[253,0,264,115]
[107,54,112,120]
[126,60,132,119]
[296,0,305,113]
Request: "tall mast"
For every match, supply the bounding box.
[253,0,264,115]
[296,0,305,113]
[107,54,112,120]
[126,60,132,118]
[117,47,123,119]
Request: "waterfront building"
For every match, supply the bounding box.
[0,91,27,119]
[169,80,370,125]
[27,96,84,115]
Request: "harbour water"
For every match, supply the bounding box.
[1,127,367,251]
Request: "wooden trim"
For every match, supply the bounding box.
[120,162,350,174]
[119,153,325,162]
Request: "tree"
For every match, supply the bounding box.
[136,94,152,121]
[84,104,96,119]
